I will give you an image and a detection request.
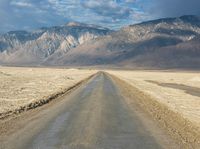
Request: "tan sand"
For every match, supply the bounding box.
[0,67,96,114]
[107,70,200,128]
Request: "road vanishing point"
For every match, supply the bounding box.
[0,72,180,149]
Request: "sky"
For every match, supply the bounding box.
[0,0,200,33]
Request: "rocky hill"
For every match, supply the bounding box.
[0,22,110,65]
[0,16,200,69]
[51,15,200,69]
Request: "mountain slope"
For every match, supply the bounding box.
[0,22,110,65]
[0,16,200,69]
[50,15,200,68]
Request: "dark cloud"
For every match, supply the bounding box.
[150,0,200,17]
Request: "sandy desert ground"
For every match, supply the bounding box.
[1,72,182,149]
[0,67,200,147]
[107,70,200,129]
[0,67,96,116]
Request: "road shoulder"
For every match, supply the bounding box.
[108,73,200,148]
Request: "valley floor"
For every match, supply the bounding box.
[107,70,200,146]
[0,67,199,147]
[107,70,200,128]
[0,67,96,117]
[0,72,180,149]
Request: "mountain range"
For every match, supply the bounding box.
[0,15,200,69]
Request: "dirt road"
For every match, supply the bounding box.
[0,72,179,149]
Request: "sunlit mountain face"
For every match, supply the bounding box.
[0,0,200,68]
[0,22,111,65]
[0,15,200,69]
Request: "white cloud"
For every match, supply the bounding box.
[0,0,153,32]
[10,1,33,7]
